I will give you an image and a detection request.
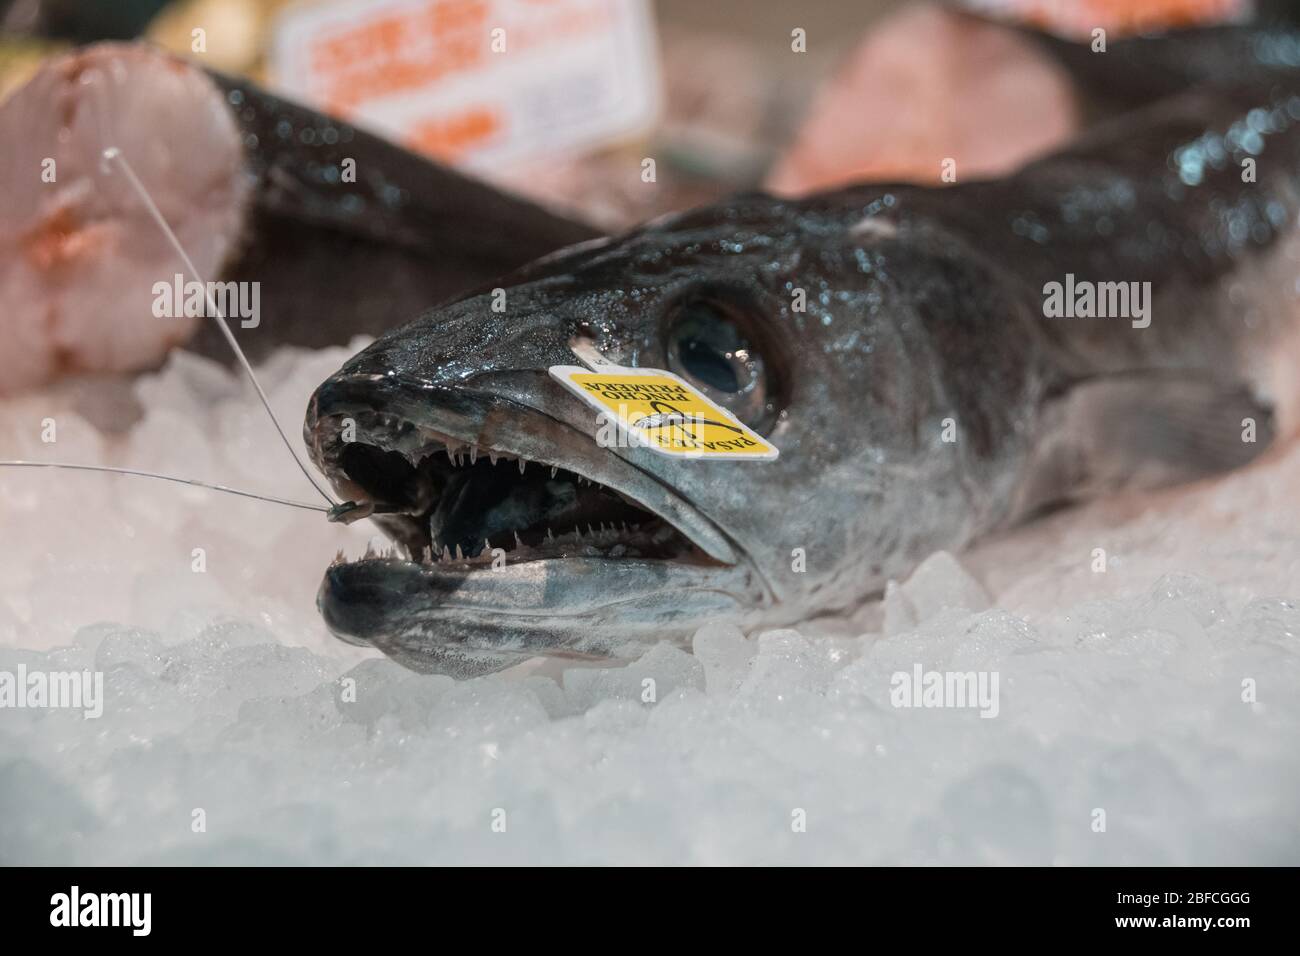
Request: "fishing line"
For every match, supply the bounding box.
[3,80,360,525]
[98,145,338,506]
[0,460,330,513]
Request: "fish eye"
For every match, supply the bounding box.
[665,296,773,428]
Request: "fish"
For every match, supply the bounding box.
[0,42,597,393]
[303,22,1300,678]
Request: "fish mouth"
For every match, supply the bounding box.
[305,373,755,666]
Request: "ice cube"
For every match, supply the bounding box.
[691,621,754,694]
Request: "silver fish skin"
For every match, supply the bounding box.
[305,27,1300,677]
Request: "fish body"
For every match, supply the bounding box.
[307,27,1300,676]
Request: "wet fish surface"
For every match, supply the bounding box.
[304,23,1300,677]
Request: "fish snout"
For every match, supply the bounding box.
[333,291,583,390]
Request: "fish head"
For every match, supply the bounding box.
[304,193,979,673]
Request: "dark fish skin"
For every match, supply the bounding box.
[188,68,600,362]
[305,25,1300,676]
[1028,24,1300,119]
[0,0,168,43]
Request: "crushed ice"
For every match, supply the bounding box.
[1,344,1298,863]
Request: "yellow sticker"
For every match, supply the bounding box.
[548,365,779,460]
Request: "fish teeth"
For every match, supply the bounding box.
[470,445,478,465]
[551,466,558,478]
[518,458,526,475]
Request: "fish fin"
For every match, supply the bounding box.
[1011,372,1275,517]
[184,70,601,361]
[367,633,530,679]
[212,71,599,260]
